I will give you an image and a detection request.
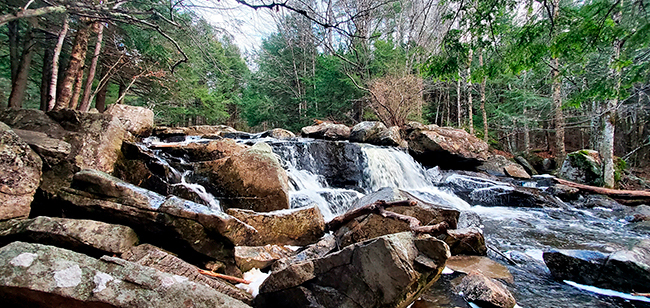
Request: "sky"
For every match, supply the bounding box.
[190,0,278,52]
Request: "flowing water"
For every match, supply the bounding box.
[142,136,650,308]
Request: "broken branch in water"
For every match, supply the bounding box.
[326,200,449,236]
[198,269,251,284]
[553,177,650,205]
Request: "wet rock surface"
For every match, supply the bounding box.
[455,272,516,308]
[235,245,296,272]
[406,125,490,169]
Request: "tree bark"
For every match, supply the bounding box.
[40,44,53,111]
[95,79,108,112]
[479,52,488,142]
[69,65,85,109]
[552,0,565,163]
[467,49,474,134]
[8,20,20,83]
[80,22,103,112]
[8,25,36,109]
[457,69,462,127]
[48,15,69,111]
[602,42,623,188]
[54,21,91,110]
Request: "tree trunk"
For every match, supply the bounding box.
[95,80,108,112]
[80,22,103,112]
[552,57,565,161]
[8,20,20,83]
[48,15,69,111]
[8,25,36,109]
[457,69,462,127]
[479,52,488,142]
[69,66,85,109]
[40,45,53,111]
[54,21,91,110]
[602,42,623,188]
[467,49,474,134]
[116,81,126,104]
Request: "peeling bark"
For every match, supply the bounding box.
[54,21,91,110]
[48,15,69,111]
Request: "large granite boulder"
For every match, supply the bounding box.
[202,142,290,212]
[157,139,248,162]
[105,104,154,136]
[122,244,253,304]
[0,216,138,257]
[455,272,516,308]
[153,125,238,141]
[478,154,530,179]
[256,232,450,308]
[12,128,71,167]
[0,241,251,308]
[235,245,296,272]
[558,150,603,186]
[301,122,351,141]
[0,108,67,139]
[406,125,490,169]
[57,169,257,262]
[260,128,296,139]
[335,188,459,247]
[226,206,325,246]
[543,240,650,293]
[0,122,42,221]
[350,121,406,147]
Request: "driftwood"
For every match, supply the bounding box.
[198,269,251,284]
[553,178,650,205]
[632,293,650,298]
[326,200,449,235]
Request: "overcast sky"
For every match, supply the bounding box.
[192,0,278,52]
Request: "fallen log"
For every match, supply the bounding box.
[553,178,650,205]
[198,269,251,284]
[326,200,449,236]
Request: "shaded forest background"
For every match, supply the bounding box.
[1,0,649,173]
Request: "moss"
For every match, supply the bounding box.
[567,150,603,186]
[614,157,627,183]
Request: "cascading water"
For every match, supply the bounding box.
[138,134,650,308]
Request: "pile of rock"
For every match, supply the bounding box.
[0,107,519,308]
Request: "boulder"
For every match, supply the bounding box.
[105,104,154,136]
[445,256,513,283]
[226,206,325,246]
[235,245,296,272]
[260,128,295,139]
[58,169,257,261]
[271,234,337,272]
[558,150,603,186]
[504,164,531,179]
[12,128,71,167]
[157,139,248,162]
[479,154,530,179]
[269,139,365,189]
[0,216,138,257]
[0,241,251,308]
[411,273,472,308]
[257,232,450,308]
[350,121,406,147]
[47,109,127,174]
[335,188,459,247]
[442,227,487,256]
[455,272,516,308]
[0,122,42,221]
[301,122,351,141]
[515,156,538,176]
[407,125,490,169]
[153,125,238,140]
[122,244,253,304]
[0,108,68,139]
[204,142,290,212]
[543,241,650,293]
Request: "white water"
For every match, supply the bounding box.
[564,281,650,303]
[171,171,221,211]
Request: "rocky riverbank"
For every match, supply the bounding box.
[1,108,649,308]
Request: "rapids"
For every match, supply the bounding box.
[142,135,650,308]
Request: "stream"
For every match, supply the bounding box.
[142,135,650,308]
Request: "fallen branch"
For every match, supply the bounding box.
[632,293,650,298]
[198,269,251,284]
[553,178,650,205]
[326,200,449,236]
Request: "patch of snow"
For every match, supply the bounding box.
[236,268,270,298]
[442,267,455,274]
[564,280,650,303]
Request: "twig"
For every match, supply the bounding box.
[198,269,251,284]
[487,244,517,265]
